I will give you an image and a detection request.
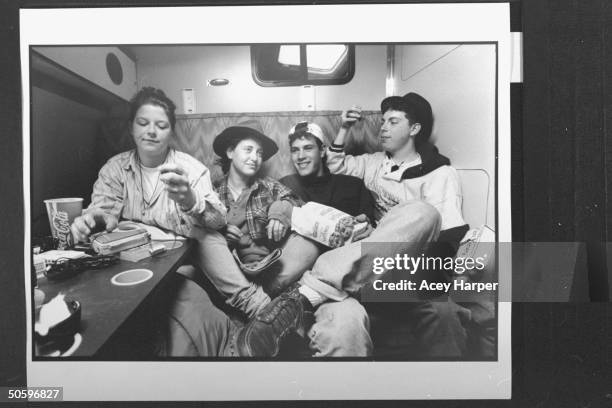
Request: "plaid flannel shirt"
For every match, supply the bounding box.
[216,176,303,241]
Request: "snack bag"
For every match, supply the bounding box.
[291,202,368,248]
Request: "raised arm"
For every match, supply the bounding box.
[326,106,371,179]
[333,106,361,145]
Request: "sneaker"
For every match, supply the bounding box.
[235,285,313,357]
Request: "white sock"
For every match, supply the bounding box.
[298,285,326,307]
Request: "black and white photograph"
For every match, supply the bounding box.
[18,3,513,402]
[30,41,499,358]
[5,0,612,406]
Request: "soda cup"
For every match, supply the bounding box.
[44,198,83,249]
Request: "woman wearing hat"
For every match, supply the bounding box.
[193,119,321,319]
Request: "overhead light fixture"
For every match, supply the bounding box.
[207,78,230,86]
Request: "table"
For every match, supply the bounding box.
[34,241,191,357]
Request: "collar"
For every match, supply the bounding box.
[124,149,176,171]
[400,143,451,180]
[123,150,138,171]
[382,153,422,181]
[220,175,262,196]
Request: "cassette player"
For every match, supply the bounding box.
[91,228,151,255]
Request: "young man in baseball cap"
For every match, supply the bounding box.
[278,121,376,356]
[234,93,471,358]
[280,121,374,222]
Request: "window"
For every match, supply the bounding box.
[251,44,355,87]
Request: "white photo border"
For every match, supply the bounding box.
[21,3,512,400]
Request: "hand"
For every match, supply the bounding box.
[351,213,373,242]
[70,210,118,243]
[341,105,362,129]
[159,163,196,211]
[266,218,288,242]
[224,224,244,245]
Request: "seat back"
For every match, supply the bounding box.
[456,168,491,228]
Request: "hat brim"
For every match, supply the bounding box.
[380,94,433,135]
[213,126,279,161]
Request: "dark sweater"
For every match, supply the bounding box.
[279,169,375,223]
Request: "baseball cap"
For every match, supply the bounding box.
[288,121,326,145]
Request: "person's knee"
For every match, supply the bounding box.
[385,201,441,237]
[280,235,320,274]
[262,274,296,298]
[176,264,198,280]
[411,201,441,231]
[308,298,372,357]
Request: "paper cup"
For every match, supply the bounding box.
[44,198,83,249]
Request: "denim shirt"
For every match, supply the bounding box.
[85,149,227,238]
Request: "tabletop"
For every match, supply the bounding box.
[34,241,191,357]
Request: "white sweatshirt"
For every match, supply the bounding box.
[326,149,465,231]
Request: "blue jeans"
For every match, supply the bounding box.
[300,201,469,357]
[308,297,372,356]
[193,231,320,318]
[300,201,442,299]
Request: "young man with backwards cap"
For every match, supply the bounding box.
[279,121,375,223]
[279,121,377,356]
[234,92,472,357]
